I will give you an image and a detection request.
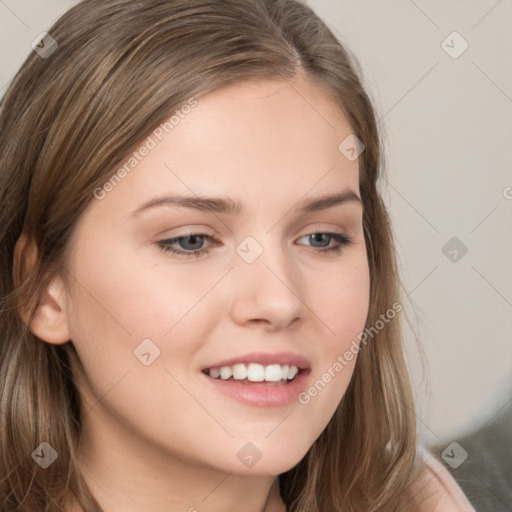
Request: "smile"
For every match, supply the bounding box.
[203,363,300,382]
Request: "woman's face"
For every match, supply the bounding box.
[60,73,370,476]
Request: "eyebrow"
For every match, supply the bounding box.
[130,188,362,217]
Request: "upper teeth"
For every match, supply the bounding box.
[207,363,299,382]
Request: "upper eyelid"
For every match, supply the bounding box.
[161,222,353,238]
[163,229,348,240]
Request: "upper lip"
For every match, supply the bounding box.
[203,351,311,371]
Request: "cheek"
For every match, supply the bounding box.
[64,267,212,450]
[315,255,371,347]
[66,235,217,341]
[64,243,224,416]
[296,256,370,428]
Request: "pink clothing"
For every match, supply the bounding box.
[419,448,477,511]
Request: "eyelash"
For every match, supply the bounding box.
[156,231,354,258]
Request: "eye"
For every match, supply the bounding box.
[157,233,218,258]
[296,232,354,256]
[156,231,354,258]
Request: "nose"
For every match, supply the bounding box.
[228,239,305,331]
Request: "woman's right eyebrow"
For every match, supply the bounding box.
[129,188,362,218]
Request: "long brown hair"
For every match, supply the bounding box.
[0,0,425,510]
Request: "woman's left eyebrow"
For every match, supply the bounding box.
[129,189,361,217]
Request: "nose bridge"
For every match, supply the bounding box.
[229,232,304,329]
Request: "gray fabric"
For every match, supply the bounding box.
[432,403,512,512]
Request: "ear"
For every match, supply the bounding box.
[14,233,71,345]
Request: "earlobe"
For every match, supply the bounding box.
[14,232,72,345]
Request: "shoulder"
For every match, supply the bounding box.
[410,448,477,512]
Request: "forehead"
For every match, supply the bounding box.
[146,74,357,183]
[195,74,351,140]
[85,74,361,224]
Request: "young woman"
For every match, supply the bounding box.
[0,0,476,510]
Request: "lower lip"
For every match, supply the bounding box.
[202,370,310,408]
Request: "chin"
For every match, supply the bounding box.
[232,441,312,477]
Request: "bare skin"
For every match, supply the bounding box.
[27,71,370,512]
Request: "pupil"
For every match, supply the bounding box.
[183,235,203,250]
[312,233,329,247]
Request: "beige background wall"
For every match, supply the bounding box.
[1,0,511,447]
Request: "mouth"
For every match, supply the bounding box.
[200,352,311,407]
[202,363,302,385]
[201,363,310,407]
